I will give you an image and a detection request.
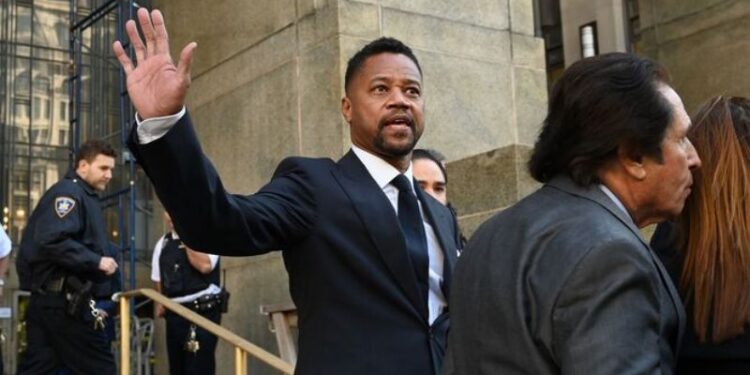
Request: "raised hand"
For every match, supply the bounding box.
[112,8,196,119]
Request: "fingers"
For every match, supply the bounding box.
[137,7,158,58]
[112,41,134,74]
[177,42,197,83]
[125,19,145,63]
[114,8,172,72]
[151,9,170,56]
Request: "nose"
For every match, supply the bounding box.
[686,139,701,169]
[386,89,410,109]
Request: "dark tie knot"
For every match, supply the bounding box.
[391,174,413,193]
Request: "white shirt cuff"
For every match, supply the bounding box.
[135,106,186,144]
[208,254,220,270]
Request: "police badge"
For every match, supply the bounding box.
[55,197,76,218]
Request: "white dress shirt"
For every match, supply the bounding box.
[599,184,635,225]
[150,231,221,303]
[351,145,447,324]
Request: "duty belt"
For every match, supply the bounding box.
[181,293,222,313]
[41,276,66,294]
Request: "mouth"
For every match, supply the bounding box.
[684,181,693,195]
[381,114,414,130]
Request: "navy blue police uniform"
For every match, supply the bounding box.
[155,232,222,375]
[17,170,116,375]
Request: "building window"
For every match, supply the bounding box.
[60,101,67,120]
[33,76,50,93]
[15,101,30,118]
[33,97,41,119]
[579,22,599,58]
[15,72,30,96]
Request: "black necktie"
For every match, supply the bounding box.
[391,174,429,304]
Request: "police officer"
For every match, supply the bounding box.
[151,211,222,375]
[18,139,118,375]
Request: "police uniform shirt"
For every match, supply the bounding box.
[22,170,111,292]
[150,231,220,303]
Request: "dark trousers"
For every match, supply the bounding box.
[18,294,116,375]
[165,307,221,375]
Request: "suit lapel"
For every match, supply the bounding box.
[332,151,427,321]
[548,176,687,347]
[415,186,457,299]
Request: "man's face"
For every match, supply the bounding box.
[413,158,447,205]
[342,53,425,160]
[639,85,701,223]
[77,154,115,191]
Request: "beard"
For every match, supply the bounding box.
[372,114,421,157]
[373,128,419,157]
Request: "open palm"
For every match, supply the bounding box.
[112,8,195,119]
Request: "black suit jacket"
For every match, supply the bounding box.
[128,112,461,375]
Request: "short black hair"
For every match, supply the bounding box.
[412,148,447,183]
[528,53,672,185]
[344,37,422,93]
[75,139,116,167]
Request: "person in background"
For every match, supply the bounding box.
[650,96,750,375]
[412,149,448,205]
[152,211,222,375]
[18,139,118,375]
[412,149,466,248]
[0,226,12,374]
[0,226,11,294]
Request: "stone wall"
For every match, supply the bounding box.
[147,1,547,374]
[638,0,750,112]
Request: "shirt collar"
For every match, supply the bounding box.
[351,145,414,191]
[65,169,97,195]
[598,184,630,217]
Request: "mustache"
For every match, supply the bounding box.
[378,112,415,130]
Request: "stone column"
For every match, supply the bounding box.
[148,1,547,373]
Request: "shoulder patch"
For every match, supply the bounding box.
[54,197,76,218]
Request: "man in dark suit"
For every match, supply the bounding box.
[445,53,701,375]
[113,8,460,375]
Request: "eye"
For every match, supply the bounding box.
[405,87,421,97]
[373,85,388,94]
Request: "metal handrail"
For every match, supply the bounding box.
[115,288,295,375]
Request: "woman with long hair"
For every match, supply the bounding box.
[651,96,750,374]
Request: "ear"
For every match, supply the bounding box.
[76,159,89,172]
[617,145,647,180]
[341,96,352,123]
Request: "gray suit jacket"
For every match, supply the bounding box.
[445,175,685,375]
